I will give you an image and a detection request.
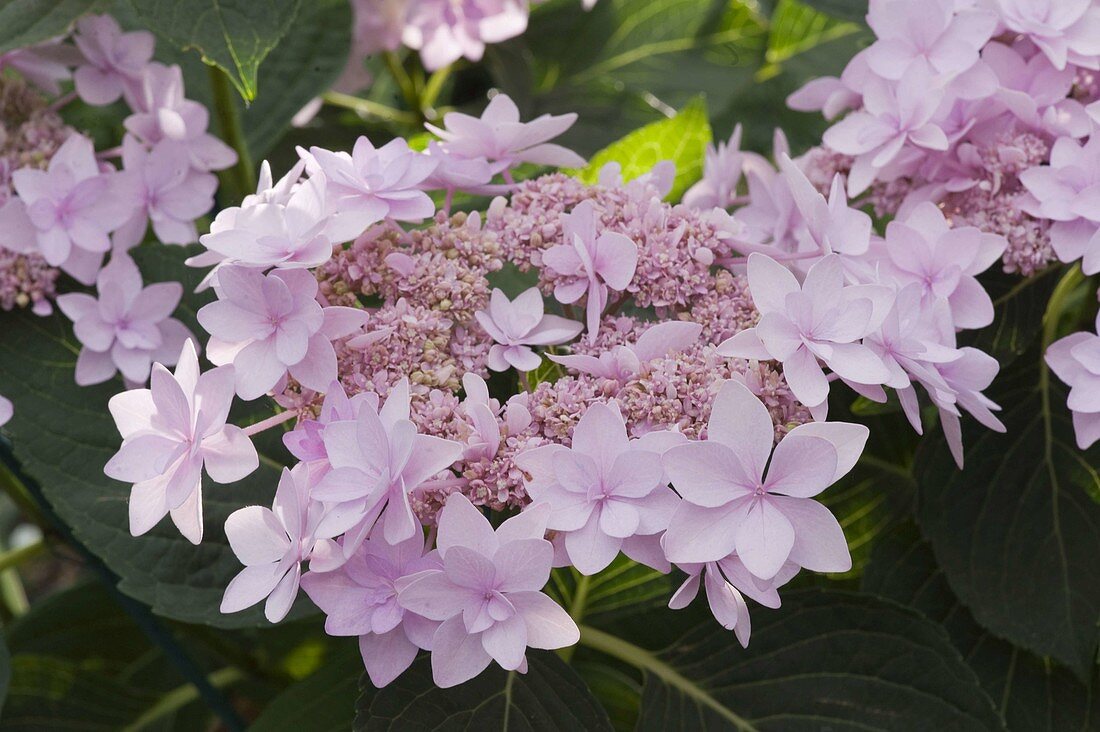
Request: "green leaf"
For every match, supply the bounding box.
[576,96,712,201]
[798,0,867,23]
[579,589,1003,731]
[864,522,1098,731]
[0,635,9,716]
[250,644,361,732]
[0,0,101,55]
[915,350,1100,679]
[764,0,860,67]
[0,245,296,628]
[548,556,673,628]
[964,265,1062,366]
[489,0,766,156]
[127,0,301,101]
[353,651,614,730]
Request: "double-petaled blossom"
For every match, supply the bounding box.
[864,0,995,81]
[57,253,191,386]
[307,137,437,236]
[301,529,442,687]
[221,464,340,622]
[550,320,702,382]
[71,14,154,105]
[114,136,217,250]
[1019,134,1100,274]
[718,254,893,415]
[402,0,529,70]
[1046,311,1100,450]
[199,266,369,400]
[683,125,748,211]
[426,93,585,173]
[543,200,638,343]
[983,42,1092,139]
[0,134,133,284]
[124,63,237,172]
[475,288,583,372]
[514,402,682,574]
[199,173,335,270]
[823,65,950,196]
[778,153,871,258]
[397,495,579,687]
[662,379,862,580]
[991,0,1100,71]
[104,340,259,544]
[0,42,76,96]
[877,202,1006,328]
[312,379,463,551]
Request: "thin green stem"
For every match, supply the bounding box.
[0,460,48,529]
[420,63,454,114]
[0,536,45,573]
[122,667,245,732]
[384,52,421,115]
[322,91,419,125]
[1041,264,1085,351]
[577,625,758,731]
[0,566,29,617]
[558,572,592,663]
[208,66,255,202]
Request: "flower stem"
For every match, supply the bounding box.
[384,51,421,116]
[0,536,45,573]
[242,409,298,437]
[208,66,256,202]
[557,572,591,663]
[322,91,420,125]
[577,625,758,731]
[121,667,244,732]
[48,90,77,111]
[421,63,454,115]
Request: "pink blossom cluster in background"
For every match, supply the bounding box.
[0,14,234,397]
[19,0,1086,692]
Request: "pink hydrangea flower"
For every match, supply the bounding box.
[199,173,335,270]
[114,136,217,250]
[0,134,134,284]
[124,63,237,172]
[718,254,893,414]
[199,266,369,400]
[823,65,949,196]
[778,153,872,258]
[864,0,995,80]
[221,464,340,622]
[662,379,862,579]
[992,0,1100,70]
[56,253,191,386]
[0,41,78,95]
[1046,311,1100,449]
[542,200,638,343]
[396,495,579,688]
[104,340,259,544]
[426,93,585,173]
[307,137,437,235]
[682,125,748,211]
[474,287,583,372]
[878,201,1006,328]
[513,402,681,574]
[549,320,702,382]
[402,0,529,70]
[301,529,442,688]
[312,379,463,549]
[1019,135,1100,274]
[983,42,1092,138]
[72,14,155,105]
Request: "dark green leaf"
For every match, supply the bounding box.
[581,589,1003,731]
[864,522,1099,731]
[915,352,1100,678]
[964,265,1062,366]
[0,635,9,716]
[490,0,767,156]
[250,643,361,732]
[0,245,296,628]
[353,651,613,731]
[0,0,100,55]
[127,0,301,101]
[547,557,673,628]
[575,96,711,201]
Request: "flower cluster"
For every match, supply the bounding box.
[784,0,1100,461]
[0,14,233,418]
[94,3,1100,690]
